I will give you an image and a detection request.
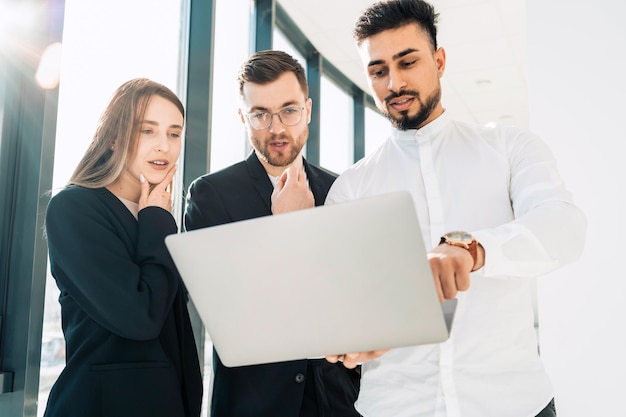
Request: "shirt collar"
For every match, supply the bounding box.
[391,110,451,142]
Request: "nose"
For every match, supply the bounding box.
[156,133,170,152]
[387,69,406,93]
[268,113,286,134]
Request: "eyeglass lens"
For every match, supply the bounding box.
[249,107,303,129]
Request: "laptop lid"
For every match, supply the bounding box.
[166,191,454,367]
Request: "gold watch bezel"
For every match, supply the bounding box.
[440,231,479,271]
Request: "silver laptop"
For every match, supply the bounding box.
[166,191,455,367]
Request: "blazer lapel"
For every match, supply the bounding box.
[303,158,325,207]
[245,152,273,211]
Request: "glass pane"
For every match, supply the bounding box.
[39,0,184,415]
[320,75,353,174]
[365,106,390,157]
[273,29,306,75]
[209,0,251,173]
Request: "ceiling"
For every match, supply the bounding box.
[278,0,528,128]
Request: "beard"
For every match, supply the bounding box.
[252,127,308,167]
[381,87,441,131]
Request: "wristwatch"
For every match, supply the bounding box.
[439,231,479,271]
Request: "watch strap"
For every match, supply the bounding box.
[440,234,479,272]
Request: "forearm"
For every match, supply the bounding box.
[473,200,587,278]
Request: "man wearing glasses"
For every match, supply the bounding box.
[184,50,361,417]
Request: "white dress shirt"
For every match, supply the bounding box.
[325,111,586,417]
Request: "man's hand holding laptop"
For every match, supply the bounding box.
[325,350,388,369]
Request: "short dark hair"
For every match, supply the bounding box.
[237,50,308,98]
[354,0,439,51]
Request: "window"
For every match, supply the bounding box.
[320,75,354,173]
[365,106,390,157]
[209,0,251,173]
[273,30,307,76]
[4,0,379,416]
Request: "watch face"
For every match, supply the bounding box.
[446,231,473,242]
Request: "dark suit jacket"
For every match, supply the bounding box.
[44,186,203,417]
[185,152,361,417]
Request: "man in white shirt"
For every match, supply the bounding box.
[325,1,587,416]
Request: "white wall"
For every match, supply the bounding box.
[528,1,626,415]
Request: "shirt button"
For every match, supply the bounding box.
[294,373,305,383]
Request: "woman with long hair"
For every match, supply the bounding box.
[43,78,202,417]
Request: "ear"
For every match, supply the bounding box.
[305,97,313,124]
[434,47,446,78]
[238,108,247,128]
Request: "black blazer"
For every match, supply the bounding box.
[185,152,361,417]
[44,186,203,417]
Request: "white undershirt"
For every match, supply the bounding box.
[117,196,139,220]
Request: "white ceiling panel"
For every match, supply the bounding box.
[445,65,526,94]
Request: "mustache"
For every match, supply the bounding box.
[269,133,289,141]
[384,90,420,105]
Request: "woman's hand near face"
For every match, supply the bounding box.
[138,165,177,212]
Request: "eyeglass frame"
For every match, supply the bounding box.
[244,106,306,130]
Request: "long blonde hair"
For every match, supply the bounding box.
[68,78,184,188]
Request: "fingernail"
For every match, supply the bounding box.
[139,173,145,183]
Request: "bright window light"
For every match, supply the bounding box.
[0,3,39,47]
[35,42,62,89]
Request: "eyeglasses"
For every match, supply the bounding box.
[245,106,305,130]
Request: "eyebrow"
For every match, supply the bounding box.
[141,120,183,130]
[249,100,300,112]
[367,48,419,67]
